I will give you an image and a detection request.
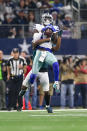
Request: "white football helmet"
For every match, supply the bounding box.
[41,13,53,26]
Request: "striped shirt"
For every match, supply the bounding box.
[7,56,26,76]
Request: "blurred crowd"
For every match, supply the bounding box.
[0,0,75,38]
[0,48,87,110]
[0,0,87,39]
[0,0,87,38]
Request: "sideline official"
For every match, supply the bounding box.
[7,48,26,111]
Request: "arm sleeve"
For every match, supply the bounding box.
[32,33,42,43]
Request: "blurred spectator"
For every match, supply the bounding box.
[14,10,28,38]
[0,14,16,38]
[74,58,87,108]
[16,0,25,11]
[16,0,28,16]
[21,51,27,59]
[62,14,73,28]
[51,9,59,25]
[12,0,20,2]
[4,0,15,15]
[27,11,35,37]
[20,51,31,65]
[51,0,64,8]
[0,50,7,110]
[74,59,82,108]
[18,0,25,10]
[50,8,62,26]
[62,14,74,38]
[60,56,74,108]
[35,0,42,8]
[3,14,14,24]
[14,10,28,24]
[0,0,6,24]
[40,0,52,9]
[25,0,37,9]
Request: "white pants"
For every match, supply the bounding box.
[23,69,49,92]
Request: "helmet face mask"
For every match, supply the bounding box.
[41,13,53,26]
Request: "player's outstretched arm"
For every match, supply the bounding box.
[52,36,61,51]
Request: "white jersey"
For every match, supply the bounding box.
[33,24,60,49]
[33,24,44,32]
[32,32,52,49]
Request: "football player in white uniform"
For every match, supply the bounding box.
[32,13,61,89]
[34,13,60,34]
[19,13,62,113]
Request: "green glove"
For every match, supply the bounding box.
[58,30,63,37]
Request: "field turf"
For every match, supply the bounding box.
[0,109,87,131]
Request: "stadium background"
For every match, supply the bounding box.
[0,0,87,107]
[0,1,87,131]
